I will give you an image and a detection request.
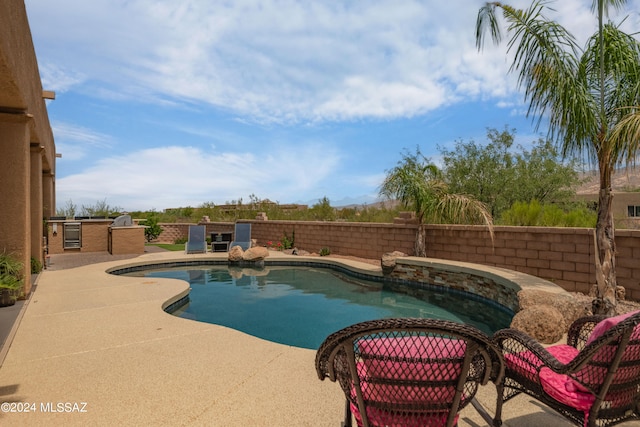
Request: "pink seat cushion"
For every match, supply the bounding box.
[586,310,640,346]
[505,345,595,411]
[538,346,595,411]
[351,401,458,427]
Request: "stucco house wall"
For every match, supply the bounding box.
[0,2,56,296]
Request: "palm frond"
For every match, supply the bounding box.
[431,193,495,243]
[591,0,628,16]
[610,108,640,166]
[476,2,503,50]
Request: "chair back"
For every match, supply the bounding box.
[186,225,206,253]
[234,223,251,241]
[230,223,252,250]
[316,318,504,427]
[574,312,640,420]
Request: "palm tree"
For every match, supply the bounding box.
[379,148,493,257]
[476,0,640,315]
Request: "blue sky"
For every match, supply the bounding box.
[24,0,640,211]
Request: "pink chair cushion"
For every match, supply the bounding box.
[505,345,595,411]
[355,336,467,412]
[350,401,458,427]
[586,310,640,346]
[538,346,595,411]
[503,344,575,377]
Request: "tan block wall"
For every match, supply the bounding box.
[110,227,145,255]
[424,225,640,302]
[160,221,415,258]
[249,221,416,259]
[156,222,236,243]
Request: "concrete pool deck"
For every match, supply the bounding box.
[1,250,639,426]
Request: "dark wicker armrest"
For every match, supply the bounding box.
[566,315,606,350]
[493,328,568,373]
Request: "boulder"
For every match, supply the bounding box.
[511,304,566,344]
[228,246,244,262]
[518,289,591,327]
[381,251,407,275]
[243,246,269,261]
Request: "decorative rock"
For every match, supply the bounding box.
[285,248,310,256]
[518,289,591,328]
[228,246,244,262]
[381,251,407,275]
[243,246,269,261]
[511,304,566,344]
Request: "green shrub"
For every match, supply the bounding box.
[319,247,331,256]
[142,214,163,242]
[174,237,188,245]
[281,231,295,250]
[499,200,596,227]
[31,257,42,274]
[0,253,24,291]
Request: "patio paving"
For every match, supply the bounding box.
[0,249,638,426]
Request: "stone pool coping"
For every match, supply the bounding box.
[0,250,592,427]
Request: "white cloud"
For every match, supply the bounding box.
[38,63,85,94]
[56,143,345,210]
[51,122,113,161]
[22,0,520,123]
[27,0,639,124]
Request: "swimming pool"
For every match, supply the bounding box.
[124,265,512,349]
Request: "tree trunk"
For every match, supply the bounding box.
[593,160,617,316]
[415,225,426,257]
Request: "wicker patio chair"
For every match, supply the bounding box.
[315,318,505,427]
[493,310,640,427]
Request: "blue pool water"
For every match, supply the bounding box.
[130,265,512,349]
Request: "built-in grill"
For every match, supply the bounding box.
[63,222,81,249]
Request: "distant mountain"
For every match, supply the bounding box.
[577,167,640,194]
[337,199,401,210]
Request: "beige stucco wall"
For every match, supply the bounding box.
[0,115,32,293]
[0,2,56,297]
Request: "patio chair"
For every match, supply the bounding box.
[315,318,505,427]
[185,225,207,254]
[493,310,640,427]
[229,223,251,251]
